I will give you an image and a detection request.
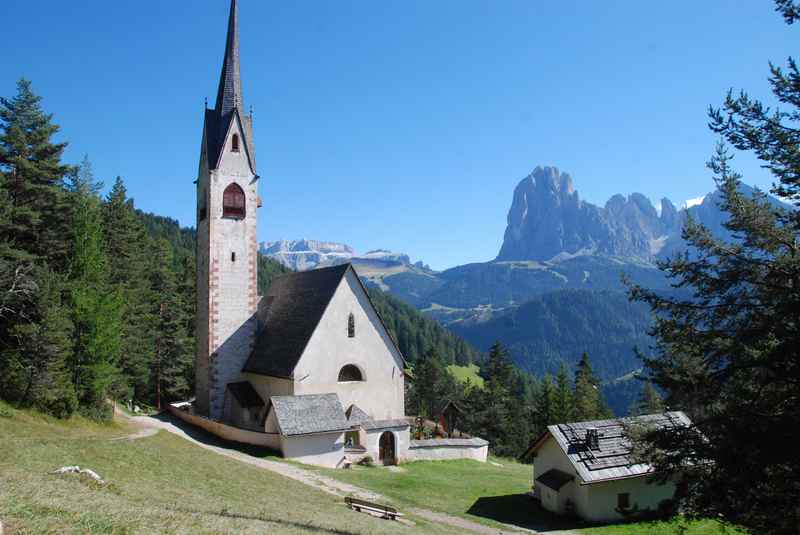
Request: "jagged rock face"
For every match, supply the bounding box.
[496,166,682,262]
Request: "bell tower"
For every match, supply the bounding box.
[196,0,259,419]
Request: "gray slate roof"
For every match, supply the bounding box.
[243,264,350,378]
[203,0,255,173]
[362,418,411,431]
[270,394,349,436]
[536,469,574,491]
[227,381,264,408]
[543,411,691,484]
[345,404,371,427]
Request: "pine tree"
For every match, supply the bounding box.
[628,3,800,531]
[67,158,123,419]
[0,79,73,269]
[552,363,573,424]
[573,352,612,421]
[151,240,194,406]
[102,176,154,400]
[632,382,664,416]
[0,267,76,417]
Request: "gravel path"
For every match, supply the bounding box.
[127,413,570,535]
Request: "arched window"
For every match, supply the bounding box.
[222,183,246,219]
[231,133,240,152]
[338,364,364,382]
[348,313,355,338]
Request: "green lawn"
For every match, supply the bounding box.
[0,401,453,534]
[311,457,746,535]
[447,363,484,388]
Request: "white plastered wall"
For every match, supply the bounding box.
[532,435,584,516]
[280,432,346,468]
[578,475,676,523]
[292,269,405,420]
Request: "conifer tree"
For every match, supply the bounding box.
[628,2,800,531]
[552,363,574,424]
[0,267,76,417]
[67,158,123,418]
[102,176,154,400]
[0,79,73,269]
[573,352,612,421]
[632,382,664,416]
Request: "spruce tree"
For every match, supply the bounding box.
[0,267,76,417]
[67,158,123,419]
[628,2,800,531]
[573,352,611,421]
[102,176,154,400]
[0,79,73,269]
[552,363,573,424]
[632,382,664,416]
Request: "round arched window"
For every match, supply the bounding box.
[222,183,246,219]
[338,364,364,382]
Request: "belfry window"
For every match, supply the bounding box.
[222,183,246,219]
[348,313,356,338]
[231,133,240,152]
[338,364,364,382]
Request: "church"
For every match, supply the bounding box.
[189,0,412,468]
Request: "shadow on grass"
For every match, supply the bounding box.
[175,506,364,535]
[149,411,283,460]
[467,494,586,533]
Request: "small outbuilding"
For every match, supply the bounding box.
[525,411,691,523]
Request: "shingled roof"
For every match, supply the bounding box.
[243,264,350,378]
[270,394,349,436]
[203,0,255,173]
[531,411,691,484]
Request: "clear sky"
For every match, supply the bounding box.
[3,1,794,270]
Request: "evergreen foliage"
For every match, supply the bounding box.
[628,4,800,532]
[367,285,480,366]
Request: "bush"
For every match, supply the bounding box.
[358,455,375,467]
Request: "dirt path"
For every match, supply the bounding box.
[127,413,571,535]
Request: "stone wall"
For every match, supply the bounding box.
[406,438,489,462]
[168,404,280,450]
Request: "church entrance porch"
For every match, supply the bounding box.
[379,431,396,466]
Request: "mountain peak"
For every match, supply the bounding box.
[497,167,680,263]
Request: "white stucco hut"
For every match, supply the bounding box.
[526,411,691,523]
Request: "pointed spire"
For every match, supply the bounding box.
[215,0,243,116]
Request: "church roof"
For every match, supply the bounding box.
[226,381,264,408]
[243,264,351,378]
[216,0,243,117]
[203,0,255,173]
[270,394,349,436]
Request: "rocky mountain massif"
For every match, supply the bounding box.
[264,167,779,413]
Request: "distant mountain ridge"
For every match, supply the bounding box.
[261,239,429,272]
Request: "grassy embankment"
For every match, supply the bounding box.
[0,400,452,535]
[311,458,746,535]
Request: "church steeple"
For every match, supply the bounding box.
[203,0,255,173]
[215,0,243,116]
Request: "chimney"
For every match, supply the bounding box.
[585,427,599,450]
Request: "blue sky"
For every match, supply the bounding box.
[3,1,794,269]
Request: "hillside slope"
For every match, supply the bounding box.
[0,402,453,534]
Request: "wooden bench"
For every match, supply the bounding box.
[345,497,403,520]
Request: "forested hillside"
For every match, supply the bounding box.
[452,289,653,380]
[367,286,480,366]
